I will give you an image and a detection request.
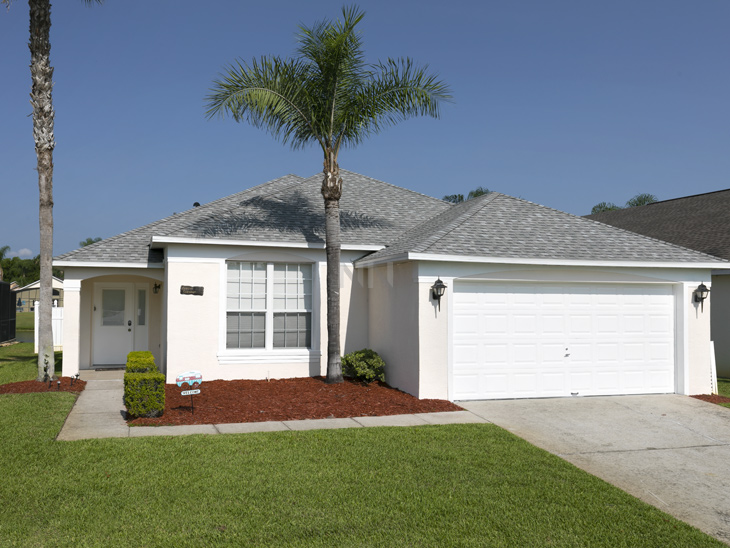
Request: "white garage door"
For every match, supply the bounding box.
[452,282,675,400]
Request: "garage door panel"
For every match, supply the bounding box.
[569,315,592,333]
[513,344,538,364]
[452,282,675,400]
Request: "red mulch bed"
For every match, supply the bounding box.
[0,377,87,395]
[128,377,463,426]
[692,394,730,405]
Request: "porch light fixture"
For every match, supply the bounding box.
[694,282,710,312]
[431,277,447,311]
[153,283,161,294]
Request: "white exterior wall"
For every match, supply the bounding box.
[340,264,369,355]
[60,280,81,377]
[165,260,221,380]
[682,282,714,394]
[365,261,715,400]
[367,263,420,396]
[417,279,449,399]
[710,274,730,378]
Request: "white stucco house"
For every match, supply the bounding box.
[55,171,724,401]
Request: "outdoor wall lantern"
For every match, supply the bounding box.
[153,283,161,294]
[694,282,710,312]
[431,278,447,311]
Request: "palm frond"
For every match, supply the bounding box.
[207,5,452,157]
[205,57,324,150]
[335,57,453,150]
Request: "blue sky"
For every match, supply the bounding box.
[1,0,728,258]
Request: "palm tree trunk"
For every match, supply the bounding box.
[29,0,56,382]
[322,157,343,384]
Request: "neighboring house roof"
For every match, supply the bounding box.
[13,276,65,292]
[586,189,730,260]
[356,192,725,266]
[55,171,451,265]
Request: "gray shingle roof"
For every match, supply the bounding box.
[356,192,726,265]
[586,189,730,260]
[56,173,725,268]
[55,171,451,264]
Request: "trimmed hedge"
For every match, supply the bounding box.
[342,348,386,383]
[124,371,165,418]
[124,351,164,418]
[126,351,157,373]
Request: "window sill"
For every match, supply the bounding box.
[217,349,321,365]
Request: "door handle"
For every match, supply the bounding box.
[128,320,132,326]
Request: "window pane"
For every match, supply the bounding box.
[273,312,311,348]
[137,289,146,326]
[226,312,265,348]
[102,289,125,326]
[227,261,267,312]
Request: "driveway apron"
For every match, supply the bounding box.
[461,395,730,545]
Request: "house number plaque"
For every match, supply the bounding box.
[180,285,204,296]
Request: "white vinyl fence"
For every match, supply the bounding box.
[34,300,63,352]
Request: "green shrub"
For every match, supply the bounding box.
[124,371,165,418]
[126,351,157,373]
[342,348,386,383]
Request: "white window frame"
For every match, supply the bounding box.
[219,260,318,364]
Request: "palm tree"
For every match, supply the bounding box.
[4,0,101,381]
[206,5,451,383]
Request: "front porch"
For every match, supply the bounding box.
[62,271,164,378]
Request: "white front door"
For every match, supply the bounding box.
[93,283,135,365]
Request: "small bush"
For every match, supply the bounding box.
[342,349,385,383]
[124,371,165,418]
[126,351,157,373]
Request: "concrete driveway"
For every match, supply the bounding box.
[460,395,730,544]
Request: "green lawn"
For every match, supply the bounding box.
[15,311,35,331]
[0,342,60,384]
[0,351,724,546]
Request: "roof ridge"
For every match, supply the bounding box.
[502,193,725,262]
[336,169,450,205]
[411,192,500,253]
[377,192,496,253]
[646,188,730,206]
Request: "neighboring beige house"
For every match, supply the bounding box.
[588,189,730,378]
[14,276,64,312]
[55,171,724,400]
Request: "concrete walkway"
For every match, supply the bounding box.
[56,371,487,442]
[461,395,730,545]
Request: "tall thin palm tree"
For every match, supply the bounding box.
[206,5,451,383]
[4,0,101,380]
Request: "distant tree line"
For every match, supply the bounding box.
[591,193,658,215]
[443,186,490,203]
[0,253,63,287]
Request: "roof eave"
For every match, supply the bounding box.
[355,251,725,270]
[149,235,384,252]
[53,261,164,269]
